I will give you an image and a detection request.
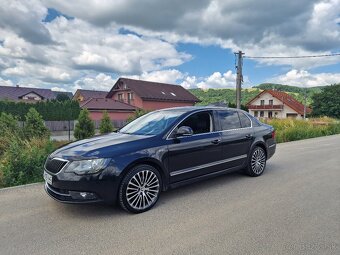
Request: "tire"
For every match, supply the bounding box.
[118,164,162,213]
[245,146,267,177]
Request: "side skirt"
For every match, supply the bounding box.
[168,165,244,190]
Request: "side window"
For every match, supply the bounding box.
[238,112,251,128]
[178,112,213,134]
[218,111,241,130]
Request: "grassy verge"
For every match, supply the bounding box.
[263,117,340,143]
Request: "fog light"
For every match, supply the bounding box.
[69,191,97,200]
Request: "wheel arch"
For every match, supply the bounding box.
[250,141,267,158]
[120,157,168,192]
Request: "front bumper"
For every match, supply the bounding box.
[43,169,120,204]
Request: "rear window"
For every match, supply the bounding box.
[238,112,251,128]
[218,110,241,130]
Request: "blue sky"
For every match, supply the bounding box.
[0,1,339,92]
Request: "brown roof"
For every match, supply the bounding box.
[247,90,311,115]
[106,78,200,102]
[0,85,57,101]
[74,89,108,100]
[80,98,136,111]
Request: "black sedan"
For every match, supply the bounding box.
[44,107,276,213]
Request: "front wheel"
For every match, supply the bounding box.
[118,164,161,213]
[245,146,267,177]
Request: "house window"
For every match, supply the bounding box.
[118,93,124,101]
[254,111,258,117]
[268,111,273,118]
[260,111,264,117]
[127,93,133,104]
[260,100,265,106]
[269,99,273,105]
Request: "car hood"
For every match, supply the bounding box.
[50,132,152,160]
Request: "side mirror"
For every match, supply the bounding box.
[175,126,193,137]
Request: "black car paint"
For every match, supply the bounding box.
[44,107,276,204]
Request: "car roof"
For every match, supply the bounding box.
[156,106,241,114]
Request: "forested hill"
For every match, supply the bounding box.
[255,83,325,94]
[189,83,333,106]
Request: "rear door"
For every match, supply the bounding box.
[167,111,223,183]
[216,110,254,170]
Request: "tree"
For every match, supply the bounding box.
[99,110,113,134]
[56,93,70,102]
[311,84,340,118]
[74,109,95,139]
[0,112,19,136]
[24,108,50,139]
[126,109,149,123]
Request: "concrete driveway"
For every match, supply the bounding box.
[0,135,339,255]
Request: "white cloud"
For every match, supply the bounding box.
[127,69,184,84]
[73,73,117,92]
[51,87,67,92]
[0,77,13,86]
[269,69,340,87]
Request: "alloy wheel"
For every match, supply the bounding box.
[126,170,160,210]
[251,148,266,174]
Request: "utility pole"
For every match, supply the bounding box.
[303,87,307,120]
[235,51,244,109]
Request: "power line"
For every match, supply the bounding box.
[244,53,340,59]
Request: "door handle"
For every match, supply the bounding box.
[245,134,253,139]
[211,139,221,144]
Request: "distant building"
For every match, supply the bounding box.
[80,98,136,128]
[246,90,311,119]
[73,89,108,102]
[106,78,200,110]
[0,85,72,102]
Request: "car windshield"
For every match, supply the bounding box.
[119,110,185,135]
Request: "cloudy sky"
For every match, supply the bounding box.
[0,0,339,92]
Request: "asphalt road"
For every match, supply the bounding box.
[1,135,339,255]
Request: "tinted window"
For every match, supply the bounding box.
[178,112,212,134]
[238,112,251,128]
[218,111,241,130]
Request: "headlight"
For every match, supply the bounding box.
[65,158,111,175]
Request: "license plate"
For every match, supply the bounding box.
[44,171,53,185]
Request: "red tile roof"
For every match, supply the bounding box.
[106,78,200,102]
[80,98,136,111]
[247,90,311,115]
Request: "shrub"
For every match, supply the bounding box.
[74,109,95,139]
[99,110,113,134]
[264,118,340,143]
[24,108,50,139]
[0,137,55,187]
[0,113,22,157]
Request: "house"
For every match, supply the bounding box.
[246,90,311,119]
[80,98,136,127]
[106,78,200,110]
[73,89,108,102]
[0,85,73,102]
[0,85,55,102]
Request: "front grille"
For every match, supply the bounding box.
[45,158,68,174]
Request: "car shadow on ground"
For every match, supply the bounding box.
[52,163,277,217]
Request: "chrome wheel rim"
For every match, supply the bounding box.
[126,170,160,210]
[251,148,266,174]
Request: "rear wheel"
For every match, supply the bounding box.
[118,164,161,213]
[245,146,267,177]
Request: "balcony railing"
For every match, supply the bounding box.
[248,104,284,110]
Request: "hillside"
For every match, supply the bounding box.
[190,83,331,106]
